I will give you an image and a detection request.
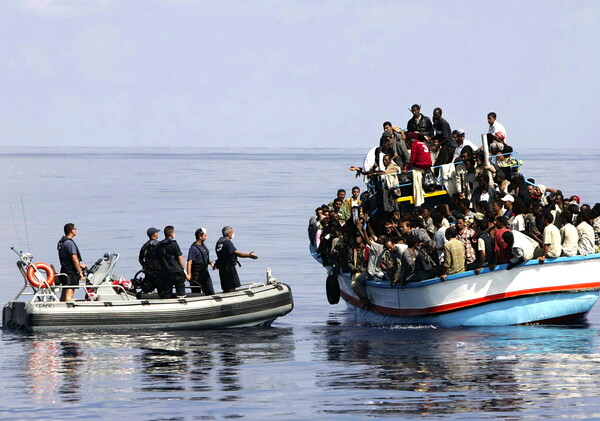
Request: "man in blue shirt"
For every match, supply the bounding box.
[186,228,215,295]
[215,226,258,293]
[57,223,86,302]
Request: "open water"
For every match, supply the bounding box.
[0,147,599,420]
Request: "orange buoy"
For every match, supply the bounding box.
[26,263,56,288]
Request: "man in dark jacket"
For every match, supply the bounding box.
[215,226,258,293]
[157,225,186,298]
[406,104,433,141]
[138,227,161,293]
[432,107,456,158]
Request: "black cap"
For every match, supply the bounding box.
[147,227,159,237]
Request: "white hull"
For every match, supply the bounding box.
[314,245,600,327]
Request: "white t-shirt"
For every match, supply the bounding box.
[560,223,579,257]
[513,230,535,261]
[434,226,448,261]
[543,224,562,258]
[577,222,595,256]
[510,214,525,232]
[488,121,507,141]
[363,146,385,182]
[453,139,479,160]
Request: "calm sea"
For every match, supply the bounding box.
[0,147,599,420]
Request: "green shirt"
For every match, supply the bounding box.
[443,238,466,275]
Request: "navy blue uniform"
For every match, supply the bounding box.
[157,238,186,297]
[57,236,82,286]
[187,242,215,295]
[139,239,161,293]
[215,237,240,291]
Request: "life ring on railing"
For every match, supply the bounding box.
[26,263,56,288]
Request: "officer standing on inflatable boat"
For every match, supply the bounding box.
[215,226,258,293]
[57,223,87,302]
[138,227,161,293]
[186,227,215,295]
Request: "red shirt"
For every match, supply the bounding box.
[409,141,433,169]
[494,228,511,264]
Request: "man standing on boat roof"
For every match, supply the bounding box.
[186,228,215,296]
[432,107,456,161]
[406,104,433,142]
[215,226,258,293]
[157,225,187,298]
[383,121,410,170]
[138,227,161,293]
[57,223,87,302]
[487,112,508,151]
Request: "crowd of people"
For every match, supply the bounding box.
[309,106,600,308]
[56,223,258,301]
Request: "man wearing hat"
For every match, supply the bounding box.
[186,228,215,296]
[501,194,514,218]
[452,129,478,162]
[138,227,161,294]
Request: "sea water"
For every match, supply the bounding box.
[0,147,599,420]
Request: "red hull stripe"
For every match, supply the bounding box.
[341,282,600,317]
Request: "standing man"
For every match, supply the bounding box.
[215,226,258,293]
[406,104,433,141]
[57,223,86,302]
[383,121,410,170]
[487,112,508,151]
[432,107,456,160]
[157,225,186,298]
[138,227,161,293]
[407,132,432,207]
[187,228,215,295]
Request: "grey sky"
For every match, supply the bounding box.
[0,0,598,148]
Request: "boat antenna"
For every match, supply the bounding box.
[21,196,32,253]
[9,205,23,251]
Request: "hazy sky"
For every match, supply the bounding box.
[0,0,598,149]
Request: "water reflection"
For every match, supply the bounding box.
[11,328,294,405]
[311,314,600,418]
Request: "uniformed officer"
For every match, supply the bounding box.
[215,226,258,293]
[156,225,186,298]
[138,227,161,293]
[186,228,215,295]
[57,223,87,302]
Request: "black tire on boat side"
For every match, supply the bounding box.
[326,274,340,305]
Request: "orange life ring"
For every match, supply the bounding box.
[26,263,56,288]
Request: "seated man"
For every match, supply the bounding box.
[399,235,433,283]
[559,209,578,257]
[577,210,595,255]
[539,213,562,263]
[440,228,466,281]
[380,238,402,285]
[503,230,536,270]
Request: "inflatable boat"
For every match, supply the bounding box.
[3,249,293,331]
